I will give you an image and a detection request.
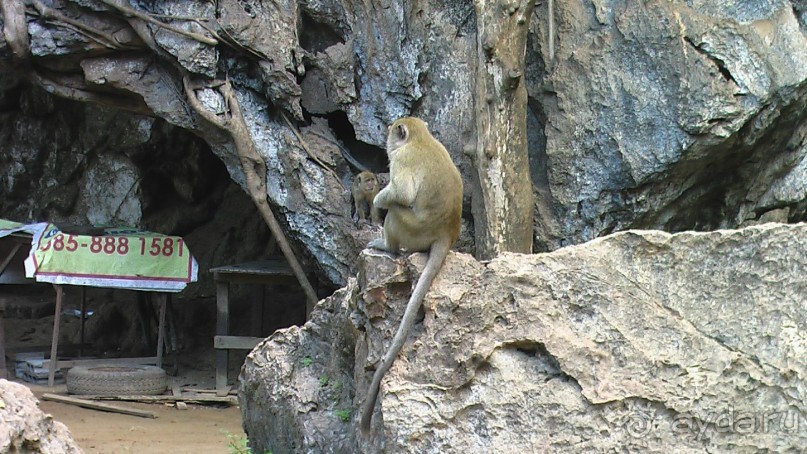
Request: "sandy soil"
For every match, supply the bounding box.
[15,354,248,454]
[2,295,249,453]
[32,383,246,454]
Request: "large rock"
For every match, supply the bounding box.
[239,222,806,453]
[527,0,807,250]
[0,380,82,453]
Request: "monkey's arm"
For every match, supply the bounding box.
[370,203,381,225]
[374,175,416,209]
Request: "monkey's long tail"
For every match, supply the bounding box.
[359,239,452,432]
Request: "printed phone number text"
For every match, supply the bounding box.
[40,234,185,258]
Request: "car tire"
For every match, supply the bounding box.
[66,365,167,396]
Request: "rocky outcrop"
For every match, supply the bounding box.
[528,0,807,250]
[0,380,82,453]
[239,223,806,453]
[4,2,805,285]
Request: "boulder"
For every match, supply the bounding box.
[240,223,806,452]
[0,380,82,453]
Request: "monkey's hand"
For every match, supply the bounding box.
[373,188,391,210]
[367,238,388,251]
[375,176,416,209]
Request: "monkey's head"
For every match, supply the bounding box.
[357,171,378,192]
[387,117,430,153]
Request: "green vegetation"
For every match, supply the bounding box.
[302,356,314,367]
[224,432,251,454]
[335,409,351,422]
[223,431,272,454]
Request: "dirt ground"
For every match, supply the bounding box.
[2,285,253,453]
[33,384,245,453]
[13,353,248,454]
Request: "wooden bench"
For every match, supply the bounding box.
[210,259,307,396]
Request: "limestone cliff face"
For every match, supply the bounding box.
[239,222,806,453]
[527,0,807,250]
[2,1,806,285]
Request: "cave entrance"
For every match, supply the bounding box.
[0,86,308,386]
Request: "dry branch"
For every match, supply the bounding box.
[308,130,369,172]
[32,72,152,116]
[30,0,129,50]
[98,0,218,46]
[1,0,31,58]
[281,113,340,180]
[183,76,319,308]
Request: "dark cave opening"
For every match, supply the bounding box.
[0,86,307,376]
[324,110,388,174]
[298,10,345,55]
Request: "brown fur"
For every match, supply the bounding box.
[352,170,381,224]
[360,117,463,431]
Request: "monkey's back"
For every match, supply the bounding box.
[388,138,462,251]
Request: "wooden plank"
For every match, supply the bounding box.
[215,281,229,394]
[80,394,238,405]
[42,393,158,419]
[214,335,264,350]
[182,387,238,396]
[210,259,294,276]
[0,310,6,380]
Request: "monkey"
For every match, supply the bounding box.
[352,170,381,225]
[359,117,463,431]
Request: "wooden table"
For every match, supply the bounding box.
[210,259,306,395]
[0,232,178,386]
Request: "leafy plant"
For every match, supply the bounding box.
[224,431,251,454]
[302,356,313,367]
[319,374,330,387]
[335,409,351,422]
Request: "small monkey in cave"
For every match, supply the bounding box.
[359,117,463,431]
[351,170,381,225]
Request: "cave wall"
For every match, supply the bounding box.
[526,0,807,250]
[0,85,228,234]
[1,0,806,284]
[0,84,294,355]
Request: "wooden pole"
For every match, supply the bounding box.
[156,293,167,369]
[215,280,230,396]
[49,285,64,387]
[79,286,86,357]
[0,308,6,380]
